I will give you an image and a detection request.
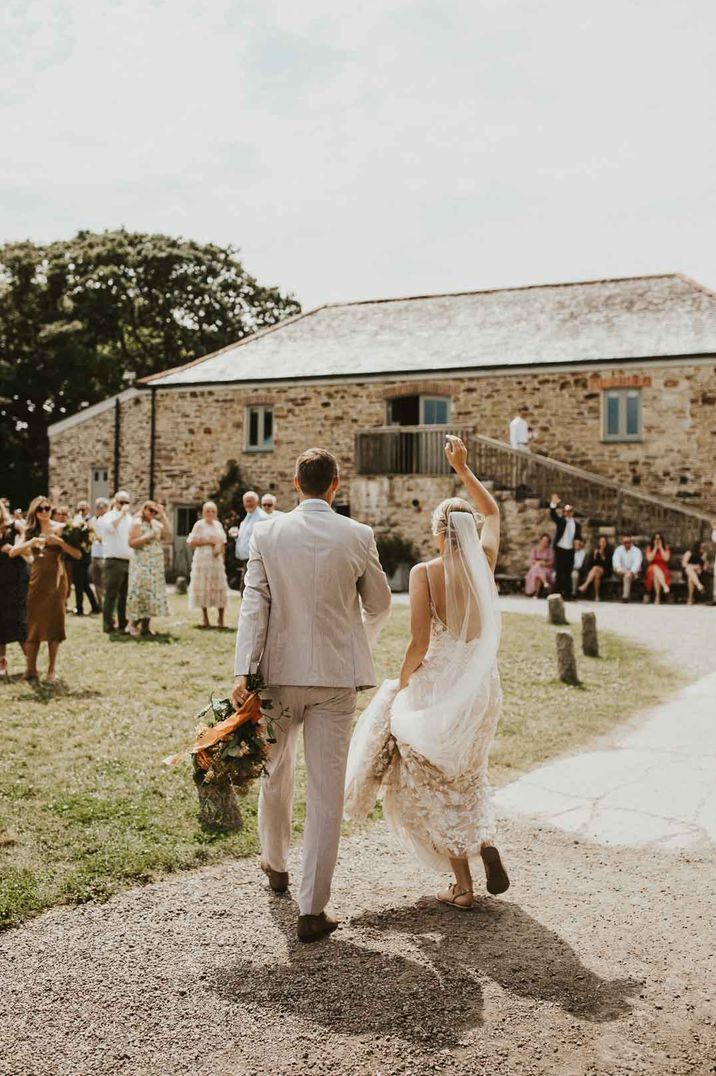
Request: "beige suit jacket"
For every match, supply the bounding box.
[234,500,392,689]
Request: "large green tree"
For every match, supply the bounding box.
[0,230,301,504]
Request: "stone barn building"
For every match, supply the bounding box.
[49,273,716,577]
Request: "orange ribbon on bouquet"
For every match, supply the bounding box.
[163,692,262,769]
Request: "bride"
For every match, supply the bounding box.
[345,435,509,909]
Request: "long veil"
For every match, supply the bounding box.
[389,511,501,779]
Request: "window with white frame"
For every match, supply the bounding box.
[246,405,274,450]
[602,389,642,442]
[90,466,110,503]
[387,394,450,426]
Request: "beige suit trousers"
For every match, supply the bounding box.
[259,685,357,916]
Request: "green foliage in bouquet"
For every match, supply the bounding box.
[190,674,278,795]
[61,520,92,554]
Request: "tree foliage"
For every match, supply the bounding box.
[0,230,301,504]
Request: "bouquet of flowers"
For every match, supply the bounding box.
[164,674,280,830]
[61,519,92,554]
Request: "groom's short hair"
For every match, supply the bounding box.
[296,448,338,496]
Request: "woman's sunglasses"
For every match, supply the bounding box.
[36,505,51,513]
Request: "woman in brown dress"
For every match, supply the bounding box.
[10,496,81,683]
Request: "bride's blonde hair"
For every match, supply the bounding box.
[431,497,483,538]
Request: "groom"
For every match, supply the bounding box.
[232,447,392,942]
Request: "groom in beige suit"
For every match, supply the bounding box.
[232,448,392,942]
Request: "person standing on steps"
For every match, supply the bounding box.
[509,406,532,451]
[232,448,392,944]
[549,493,582,601]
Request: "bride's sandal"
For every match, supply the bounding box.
[481,844,510,896]
[436,883,474,910]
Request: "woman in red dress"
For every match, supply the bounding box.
[644,532,671,604]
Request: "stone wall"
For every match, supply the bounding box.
[49,357,716,531]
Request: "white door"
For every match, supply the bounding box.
[90,467,110,503]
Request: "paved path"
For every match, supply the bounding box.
[491,597,716,852]
[495,670,716,851]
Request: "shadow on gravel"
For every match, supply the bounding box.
[211,896,636,1045]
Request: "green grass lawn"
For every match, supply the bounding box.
[0,595,682,928]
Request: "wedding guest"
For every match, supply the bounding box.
[612,535,643,603]
[235,491,268,593]
[509,406,532,451]
[222,508,241,590]
[69,500,99,616]
[524,534,554,597]
[644,532,671,604]
[682,541,708,605]
[0,504,28,678]
[89,497,109,607]
[96,491,133,634]
[261,493,284,516]
[571,538,587,596]
[711,521,716,605]
[13,507,26,533]
[187,500,229,628]
[127,501,171,636]
[10,495,81,683]
[549,493,582,600]
[578,535,612,601]
[50,504,73,602]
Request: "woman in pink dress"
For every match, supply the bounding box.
[524,534,554,597]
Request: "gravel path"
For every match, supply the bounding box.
[2,600,715,1076]
[1,819,714,1076]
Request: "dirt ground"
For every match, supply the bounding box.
[1,816,714,1076]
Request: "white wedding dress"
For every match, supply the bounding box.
[344,512,502,872]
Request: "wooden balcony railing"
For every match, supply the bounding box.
[356,425,475,477]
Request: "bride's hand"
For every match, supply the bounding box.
[444,435,468,473]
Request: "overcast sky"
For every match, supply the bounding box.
[2,0,715,308]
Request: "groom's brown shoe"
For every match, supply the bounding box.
[297,912,339,943]
[260,860,289,894]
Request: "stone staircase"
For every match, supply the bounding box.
[472,433,713,549]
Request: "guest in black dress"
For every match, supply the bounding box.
[0,507,29,677]
[577,535,613,601]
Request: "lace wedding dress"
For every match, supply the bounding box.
[345,512,502,872]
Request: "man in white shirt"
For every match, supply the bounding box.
[612,535,643,603]
[96,491,133,632]
[261,494,283,516]
[89,497,109,608]
[509,406,532,451]
[236,491,268,593]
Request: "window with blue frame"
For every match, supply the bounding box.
[602,389,641,441]
[387,394,450,426]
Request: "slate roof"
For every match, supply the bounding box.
[144,274,716,387]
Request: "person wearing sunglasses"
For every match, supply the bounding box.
[94,491,133,633]
[126,501,172,636]
[9,496,81,682]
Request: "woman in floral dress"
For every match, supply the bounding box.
[187,501,229,628]
[127,501,171,635]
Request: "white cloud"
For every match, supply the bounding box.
[1,0,715,306]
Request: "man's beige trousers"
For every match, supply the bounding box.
[258,686,357,916]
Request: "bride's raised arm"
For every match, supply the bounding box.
[444,435,500,571]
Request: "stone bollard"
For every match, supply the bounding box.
[556,630,580,685]
[175,575,188,595]
[582,611,599,657]
[547,593,568,625]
